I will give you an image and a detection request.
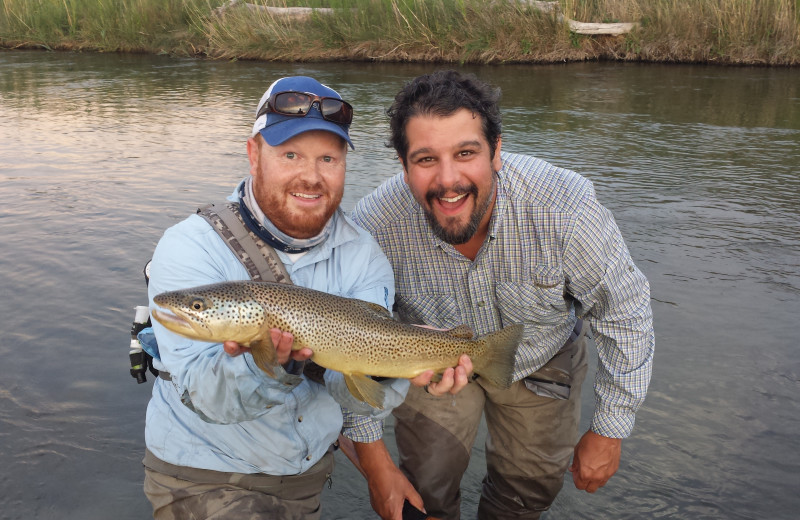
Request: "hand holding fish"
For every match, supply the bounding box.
[410,354,473,396]
[223,329,313,366]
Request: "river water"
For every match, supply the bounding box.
[0,50,798,519]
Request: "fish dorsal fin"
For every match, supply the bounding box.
[355,299,392,318]
[445,325,474,339]
[343,373,386,409]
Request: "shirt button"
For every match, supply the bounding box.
[306,455,312,461]
[477,301,485,308]
[298,416,303,422]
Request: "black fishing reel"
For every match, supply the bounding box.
[129,305,158,383]
[129,261,158,383]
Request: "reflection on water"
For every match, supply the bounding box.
[1,51,798,519]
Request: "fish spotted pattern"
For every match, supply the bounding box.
[153,281,523,408]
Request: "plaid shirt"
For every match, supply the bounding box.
[351,152,654,438]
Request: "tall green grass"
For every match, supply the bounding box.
[564,0,800,63]
[1,0,798,64]
[0,0,210,53]
[199,0,570,62]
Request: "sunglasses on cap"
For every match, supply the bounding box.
[257,91,353,125]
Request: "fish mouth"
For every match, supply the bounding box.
[152,308,211,339]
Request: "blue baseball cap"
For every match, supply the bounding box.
[251,76,354,149]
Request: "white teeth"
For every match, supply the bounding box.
[440,193,467,203]
[293,193,320,199]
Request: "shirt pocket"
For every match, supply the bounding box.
[495,268,567,326]
[395,292,462,327]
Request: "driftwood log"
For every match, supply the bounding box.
[213,0,638,35]
[567,20,637,36]
[213,0,336,20]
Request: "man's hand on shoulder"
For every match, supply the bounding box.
[223,328,312,365]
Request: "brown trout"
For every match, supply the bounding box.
[152,281,523,408]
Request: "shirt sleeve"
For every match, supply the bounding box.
[148,217,304,425]
[564,186,655,438]
[341,410,385,443]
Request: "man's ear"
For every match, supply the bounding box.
[246,136,260,177]
[400,157,410,184]
[492,136,503,173]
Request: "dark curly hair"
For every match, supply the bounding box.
[387,70,502,164]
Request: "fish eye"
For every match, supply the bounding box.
[190,298,206,311]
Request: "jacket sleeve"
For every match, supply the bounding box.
[148,216,304,425]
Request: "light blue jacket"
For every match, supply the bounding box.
[145,187,408,475]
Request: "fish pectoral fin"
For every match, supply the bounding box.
[249,338,278,378]
[445,325,474,339]
[343,374,386,410]
[248,338,302,387]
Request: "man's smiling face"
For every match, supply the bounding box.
[402,108,501,245]
[247,130,346,239]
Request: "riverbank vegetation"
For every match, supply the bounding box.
[1,0,798,65]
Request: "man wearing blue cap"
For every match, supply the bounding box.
[143,76,423,519]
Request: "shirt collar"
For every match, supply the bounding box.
[280,208,362,270]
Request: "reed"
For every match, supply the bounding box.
[197,0,574,62]
[0,0,208,53]
[563,0,800,63]
[1,0,798,64]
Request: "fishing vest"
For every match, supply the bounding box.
[202,201,328,383]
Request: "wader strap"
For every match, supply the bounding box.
[197,202,291,284]
[195,201,324,384]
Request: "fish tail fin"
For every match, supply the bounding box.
[344,374,386,410]
[473,323,524,388]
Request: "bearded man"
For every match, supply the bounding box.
[352,70,655,519]
[143,76,421,520]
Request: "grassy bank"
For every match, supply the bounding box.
[1,0,799,65]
